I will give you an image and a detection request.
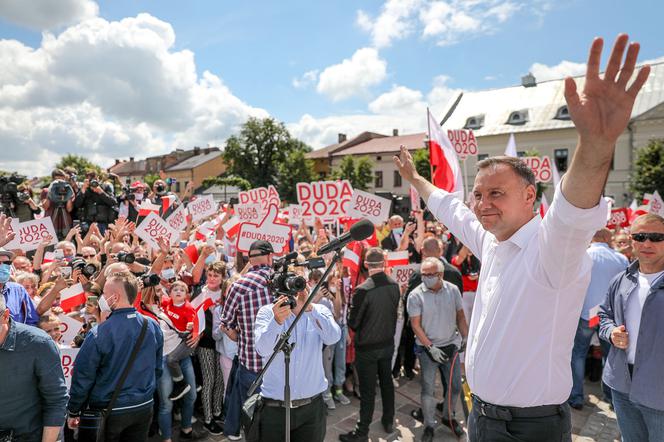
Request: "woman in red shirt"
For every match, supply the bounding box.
[451,244,481,325]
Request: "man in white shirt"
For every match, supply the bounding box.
[395,34,650,441]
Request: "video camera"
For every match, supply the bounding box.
[269,252,326,309]
[0,173,28,216]
[0,173,24,195]
[48,179,74,204]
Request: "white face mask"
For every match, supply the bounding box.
[98,295,112,313]
[161,268,176,280]
[329,286,337,294]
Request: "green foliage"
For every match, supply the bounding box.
[223,117,311,189]
[55,154,104,177]
[630,139,664,198]
[143,173,160,189]
[524,149,546,199]
[412,148,431,181]
[277,148,316,203]
[202,176,252,192]
[331,156,374,190]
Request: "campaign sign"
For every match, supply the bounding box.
[136,212,179,250]
[58,315,83,347]
[60,347,80,389]
[188,194,217,222]
[523,156,552,183]
[235,203,262,223]
[296,180,353,222]
[4,217,57,251]
[392,264,420,287]
[347,189,392,225]
[239,185,281,215]
[286,204,307,225]
[447,129,478,159]
[165,204,188,232]
[236,205,292,254]
[650,190,664,217]
[607,208,630,229]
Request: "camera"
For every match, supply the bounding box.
[48,179,74,204]
[17,191,30,202]
[71,257,97,278]
[116,251,135,264]
[140,273,160,288]
[270,253,307,309]
[155,184,166,194]
[90,179,99,188]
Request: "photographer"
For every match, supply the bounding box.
[74,171,117,234]
[117,181,146,223]
[0,175,40,221]
[254,287,341,442]
[40,169,75,240]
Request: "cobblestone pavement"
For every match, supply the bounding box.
[153,375,620,442]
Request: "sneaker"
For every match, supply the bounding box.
[179,429,204,440]
[203,419,224,435]
[411,407,423,422]
[169,380,191,401]
[339,429,368,442]
[393,377,399,388]
[421,426,434,442]
[441,418,464,437]
[382,420,394,433]
[324,396,336,410]
[333,390,351,405]
[226,434,242,441]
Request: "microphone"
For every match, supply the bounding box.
[316,219,374,256]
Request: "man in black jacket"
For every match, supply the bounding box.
[340,247,400,442]
[74,171,117,234]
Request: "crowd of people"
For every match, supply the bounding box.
[0,34,661,442]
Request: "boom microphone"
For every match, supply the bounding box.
[316,219,374,256]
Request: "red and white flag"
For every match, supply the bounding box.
[195,219,220,240]
[539,193,550,218]
[162,195,178,213]
[138,200,161,217]
[191,291,218,311]
[192,304,208,338]
[649,190,664,216]
[428,109,464,198]
[588,304,601,328]
[43,251,55,265]
[387,250,409,267]
[342,247,360,272]
[222,216,241,238]
[60,283,86,313]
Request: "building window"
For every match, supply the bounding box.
[175,182,181,193]
[477,154,489,162]
[375,171,383,188]
[393,171,402,187]
[517,151,526,158]
[554,149,569,172]
[376,156,382,161]
[464,115,485,130]
[507,110,528,125]
[554,105,571,120]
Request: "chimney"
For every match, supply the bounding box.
[338,133,347,143]
[204,147,210,154]
[129,157,134,162]
[392,129,399,136]
[115,159,120,165]
[521,72,537,88]
[193,146,201,155]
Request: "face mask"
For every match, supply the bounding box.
[422,275,440,290]
[0,264,10,283]
[98,295,112,313]
[329,286,337,294]
[135,192,144,202]
[392,227,404,236]
[161,268,176,280]
[205,254,216,265]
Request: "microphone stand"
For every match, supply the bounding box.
[247,249,342,442]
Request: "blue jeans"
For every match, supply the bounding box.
[612,389,664,442]
[416,346,461,428]
[224,363,259,437]
[157,356,197,440]
[569,318,595,406]
[332,324,347,388]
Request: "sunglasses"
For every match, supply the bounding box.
[632,233,664,243]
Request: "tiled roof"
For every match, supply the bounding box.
[108,159,146,174]
[307,131,388,159]
[166,151,222,171]
[331,132,426,156]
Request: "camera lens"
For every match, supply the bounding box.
[140,273,160,287]
[116,252,135,264]
[156,184,165,193]
[90,180,99,188]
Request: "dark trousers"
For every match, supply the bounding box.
[259,395,327,442]
[78,406,153,442]
[393,322,416,376]
[355,345,395,435]
[224,363,259,437]
[468,402,571,442]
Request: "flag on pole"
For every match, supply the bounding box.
[504,133,517,157]
[427,109,464,198]
[138,200,161,217]
[222,216,241,239]
[162,195,178,213]
[192,304,208,338]
[386,250,409,267]
[539,193,550,218]
[60,283,87,312]
[342,247,360,272]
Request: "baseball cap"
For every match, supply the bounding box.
[249,240,274,257]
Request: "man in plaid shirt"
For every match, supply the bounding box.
[221,240,274,440]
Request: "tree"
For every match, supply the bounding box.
[55,154,104,178]
[144,173,160,189]
[412,148,431,181]
[223,117,310,189]
[202,176,252,191]
[330,156,374,190]
[277,148,315,203]
[630,139,664,199]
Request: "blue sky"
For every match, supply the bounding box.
[0,0,662,175]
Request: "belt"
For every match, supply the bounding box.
[263,393,321,409]
[471,394,565,421]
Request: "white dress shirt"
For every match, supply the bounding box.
[625,270,664,364]
[427,184,607,407]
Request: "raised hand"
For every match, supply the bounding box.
[393,145,418,183]
[565,34,650,154]
[0,214,16,247]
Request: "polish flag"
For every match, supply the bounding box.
[387,250,409,267]
[427,109,464,198]
[43,252,55,265]
[191,291,217,311]
[60,283,87,313]
[183,244,200,264]
[138,200,161,217]
[192,304,208,338]
[504,133,517,157]
[342,247,360,272]
[588,304,601,328]
[162,195,178,213]
[222,216,241,239]
[539,193,550,218]
[643,193,653,206]
[195,220,220,240]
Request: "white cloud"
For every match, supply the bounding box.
[368,85,423,115]
[356,0,422,48]
[529,60,587,82]
[0,0,98,30]
[292,70,319,89]
[316,48,387,102]
[0,13,267,176]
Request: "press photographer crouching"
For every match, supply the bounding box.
[74,171,117,235]
[253,278,341,441]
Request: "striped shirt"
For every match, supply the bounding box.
[220,265,272,373]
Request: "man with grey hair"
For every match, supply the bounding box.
[408,257,468,441]
[0,281,69,442]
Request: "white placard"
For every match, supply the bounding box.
[296,180,353,222]
[347,189,392,225]
[238,185,281,215]
[235,203,263,223]
[58,314,84,347]
[4,217,58,251]
[392,264,420,287]
[60,346,80,389]
[523,156,552,183]
[236,205,292,254]
[136,212,179,250]
[188,194,217,222]
[165,204,188,232]
[446,129,479,160]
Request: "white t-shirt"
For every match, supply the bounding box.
[626,270,664,364]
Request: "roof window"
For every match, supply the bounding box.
[507,110,528,125]
[554,105,571,120]
[464,115,484,130]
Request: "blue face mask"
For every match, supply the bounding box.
[392,227,404,236]
[0,264,11,283]
[205,254,217,265]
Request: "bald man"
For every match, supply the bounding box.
[568,228,628,410]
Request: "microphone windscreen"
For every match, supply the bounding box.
[349,219,375,242]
